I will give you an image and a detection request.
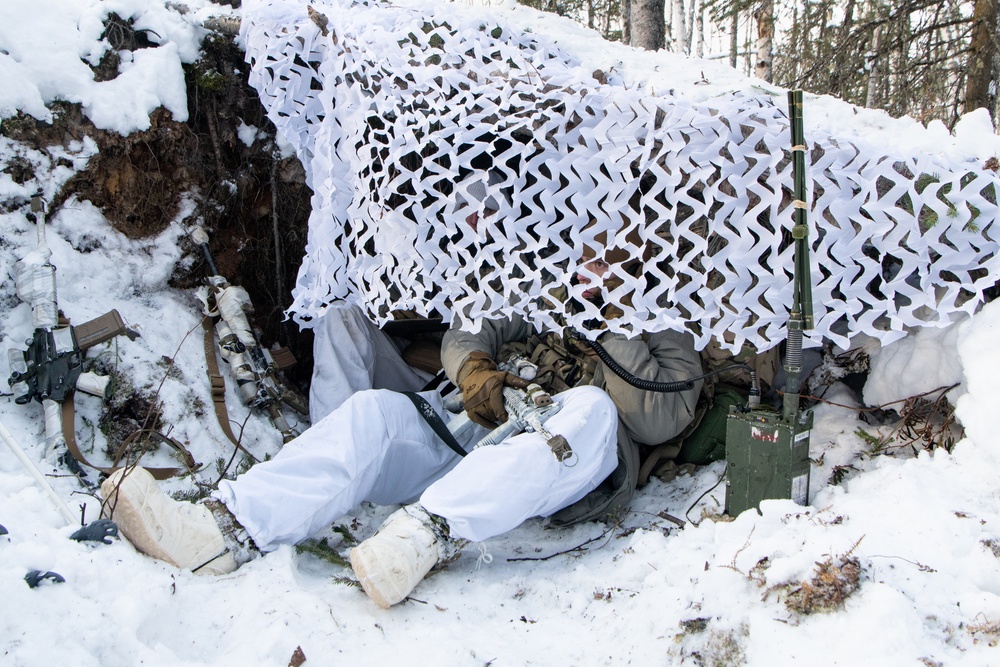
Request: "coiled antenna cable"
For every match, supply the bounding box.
[565,328,761,409]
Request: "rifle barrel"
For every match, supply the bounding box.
[191,227,220,275]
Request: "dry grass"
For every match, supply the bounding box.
[783,542,864,614]
[968,616,1000,646]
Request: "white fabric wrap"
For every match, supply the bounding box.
[243,0,1000,352]
[216,285,255,347]
[42,399,65,461]
[15,249,58,330]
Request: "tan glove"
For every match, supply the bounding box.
[457,351,509,429]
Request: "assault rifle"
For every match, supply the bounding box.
[191,228,308,444]
[7,194,137,467]
[4,193,127,544]
[446,356,573,463]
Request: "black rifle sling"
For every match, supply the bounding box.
[402,392,466,458]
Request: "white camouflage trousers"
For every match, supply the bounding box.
[214,385,619,547]
[308,303,433,423]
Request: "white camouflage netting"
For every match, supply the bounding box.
[242,0,1000,352]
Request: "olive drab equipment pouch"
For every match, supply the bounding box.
[496,331,598,395]
[674,384,747,465]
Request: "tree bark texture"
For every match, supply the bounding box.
[694,0,704,58]
[623,0,632,44]
[754,0,774,82]
[866,27,883,108]
[630,0,666,50]
[673,0,687,54]
[965,0,998,116]
[730,9,738,68]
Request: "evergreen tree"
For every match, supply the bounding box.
[517,0,1000,130]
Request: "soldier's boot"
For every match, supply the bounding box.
[350,504,463,608]
[101,466,257,575]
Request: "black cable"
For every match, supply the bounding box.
[685,472,726,526]
[566,327,760,401]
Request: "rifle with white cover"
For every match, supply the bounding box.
[192,228,308,444]
[446,356,574,463]
[7,194,137,466]
[3,193,131,544]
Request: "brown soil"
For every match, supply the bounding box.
[0,17,315,385]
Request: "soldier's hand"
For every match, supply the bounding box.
[457,352,509,428]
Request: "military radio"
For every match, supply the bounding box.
[723,90,814,517]
[560,92,816,517]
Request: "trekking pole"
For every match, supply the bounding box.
[0,417,120,543]
[0,418,78,525]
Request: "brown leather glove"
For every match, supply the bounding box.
[457,351,509,429]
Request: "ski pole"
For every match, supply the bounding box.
[0,417,78,525]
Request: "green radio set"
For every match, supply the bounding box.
[724,90,814,517]
[724,405,813,516]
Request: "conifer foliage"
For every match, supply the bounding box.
[525,0,1000,129]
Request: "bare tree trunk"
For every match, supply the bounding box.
[829,0,855,98]
[686,0,696,55]
[673,0,687,54]
[694,0,705,59]
[623,0,632,44]
[631,0,666,50]
[730,9,739,68]
[866,27,883,108]
[993,9,1000,124]
[754,0,774,82]
[965,0,998,118]
[779,0,801,86]
[889,11,913,117]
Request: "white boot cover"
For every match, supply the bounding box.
[101,467,237,575]
[350,506,440,608]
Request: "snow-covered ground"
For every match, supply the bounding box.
[3,1,1000,665]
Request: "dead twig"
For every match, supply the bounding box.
[507,520,621,562]
[781,383,959,413]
